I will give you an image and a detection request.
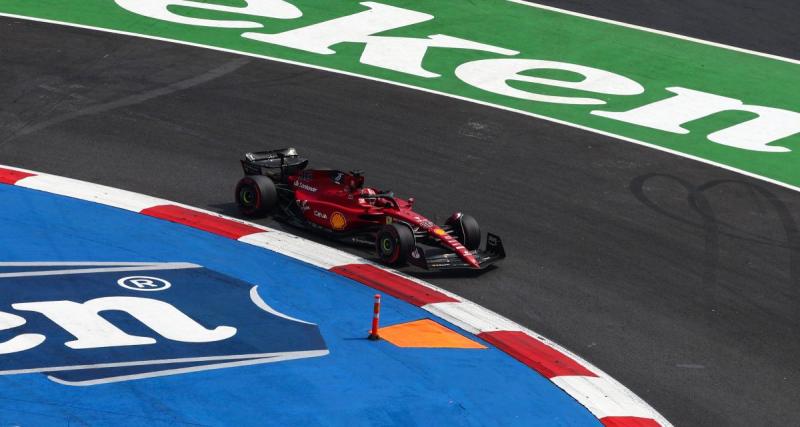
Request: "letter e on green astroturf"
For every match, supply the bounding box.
[593,87,800,153]
[114,0,302,28]
[242,2,517,78]
[455,58,644,105]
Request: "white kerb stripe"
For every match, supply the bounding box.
[238,231,365,269]
[424,301,524,335]
[551,375,660,420]
[15,174,164,213]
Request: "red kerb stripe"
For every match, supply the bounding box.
[330,264,458,306]
[601,416,661,427]
[140,205,264,239]
[478,330,597,378]
[0,168,35,185]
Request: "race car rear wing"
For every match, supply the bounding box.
[241,147,308,181]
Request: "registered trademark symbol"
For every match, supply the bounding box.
[117,276,171,292]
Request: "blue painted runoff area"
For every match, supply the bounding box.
[0,184,599,426]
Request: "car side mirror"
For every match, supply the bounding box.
[408,197,415,207]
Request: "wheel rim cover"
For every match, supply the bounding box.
[381,238,393,254]
[240,187,254,205]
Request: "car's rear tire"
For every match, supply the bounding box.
[376,223,414,266]
[446,213,481,250]
[235,175,277,217]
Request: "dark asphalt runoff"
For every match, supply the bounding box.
[2,10,798,427]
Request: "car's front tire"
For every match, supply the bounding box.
[376,223,414,266]
[235,175,277,217]
[446,213,481,250]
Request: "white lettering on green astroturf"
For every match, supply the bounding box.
[115,0,302,26]
[592,88,800,153]
[1,0,799,188]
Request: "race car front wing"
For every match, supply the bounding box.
[409,233,506,270]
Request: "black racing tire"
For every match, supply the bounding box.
[375,223,415,266]
[446,213,481,250]
[235,175,277,217]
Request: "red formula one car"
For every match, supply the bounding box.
[234,148,505,270]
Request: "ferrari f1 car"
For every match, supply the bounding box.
[234,148,505,270]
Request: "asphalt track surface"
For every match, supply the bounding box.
[528,0,800,60]
[1,5,798,426]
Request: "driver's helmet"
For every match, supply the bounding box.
[358,188,378,206]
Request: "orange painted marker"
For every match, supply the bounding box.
[368,294,381,340]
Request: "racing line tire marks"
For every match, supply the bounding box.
[0,164,669,427]
[3,58,251,144]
